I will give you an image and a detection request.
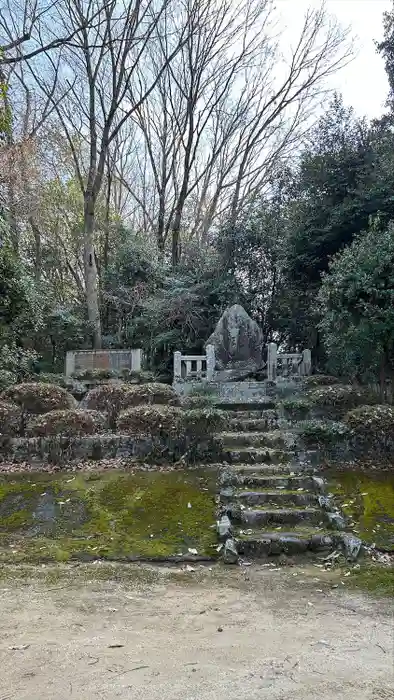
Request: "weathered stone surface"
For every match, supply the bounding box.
[223,538,239,564]
[341,533,363,561]
[217,514,232,540]
[318,494,333,511]
[327,512,346,530]
[312,476,325,493]
[205,304,263,372]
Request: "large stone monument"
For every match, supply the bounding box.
[205,304,263,379]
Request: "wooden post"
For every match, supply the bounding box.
[206,344,215,381]
[267,343,277,382]
[174,351,182,381]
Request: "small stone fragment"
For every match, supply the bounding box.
[217,514,232,540]
[312,476,325,492]
[326,512,346,530]
[318,495,332,510]
[341,534,363,561]
[223,538,239,564]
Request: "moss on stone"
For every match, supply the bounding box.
[327,470,394,551]
[0,469,217,563]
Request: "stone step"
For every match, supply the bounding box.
[221,472,317,490]
[236,527,335,557]
[220,488,317,508]
[222,447,292,465]
[229,417,280,432]
[228,504,325,528]
[219,463,308,480]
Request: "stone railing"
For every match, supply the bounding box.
[173,344,215,382]
[267,343,311,381]
[65,348,143,376]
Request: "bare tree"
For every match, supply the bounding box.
[27,0,188,348]
[120,0,352,266]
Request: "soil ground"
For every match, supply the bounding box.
[0,563,392,700]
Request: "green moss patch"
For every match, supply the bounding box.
[327,469,394,551]
[345,563,394,597]
[0,469,217,563]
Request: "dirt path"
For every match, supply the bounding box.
[0,564,392,700]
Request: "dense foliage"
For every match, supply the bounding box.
[319,224,394,392]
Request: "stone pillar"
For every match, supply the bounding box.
[301,348,312,376]
[173,351,182,382]
[267,342,277,382]
[131,348,142,372]
[65,351,75,376]
[206,344,215,381]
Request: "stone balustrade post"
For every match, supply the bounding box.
[206,344,215,381]
[301,348,312,376]
[65,351,75,376]
[173,351,182,381]
[267,342,277,382]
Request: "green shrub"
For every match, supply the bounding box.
[124,382,178,406]
[117,405,182,436]
[83,382,178,427]
[26,409,107,437]
[83,384,135,427]
[182,408,228,435]
[35,373,88,400]
[281,397,311,419]
[299,419,349,446]
[0,400,22,435]
[0,383,77,414]
[0,370,17,391]
[35,372,67,386]
[120,369,156,384]
[304,374,341,387]
[72,368,115,381]
[308,385,379,417]
[344,404,394,437]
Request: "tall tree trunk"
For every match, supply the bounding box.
[157,191,166,258]
[84,192,102,349]
[29,217,42,284]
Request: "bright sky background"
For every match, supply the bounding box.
[279,0,392,119]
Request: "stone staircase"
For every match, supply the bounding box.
[215,399,354,564]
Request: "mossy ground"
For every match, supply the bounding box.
[326,469,394,550]
[345,563,394,597]
[0,469,217,563]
